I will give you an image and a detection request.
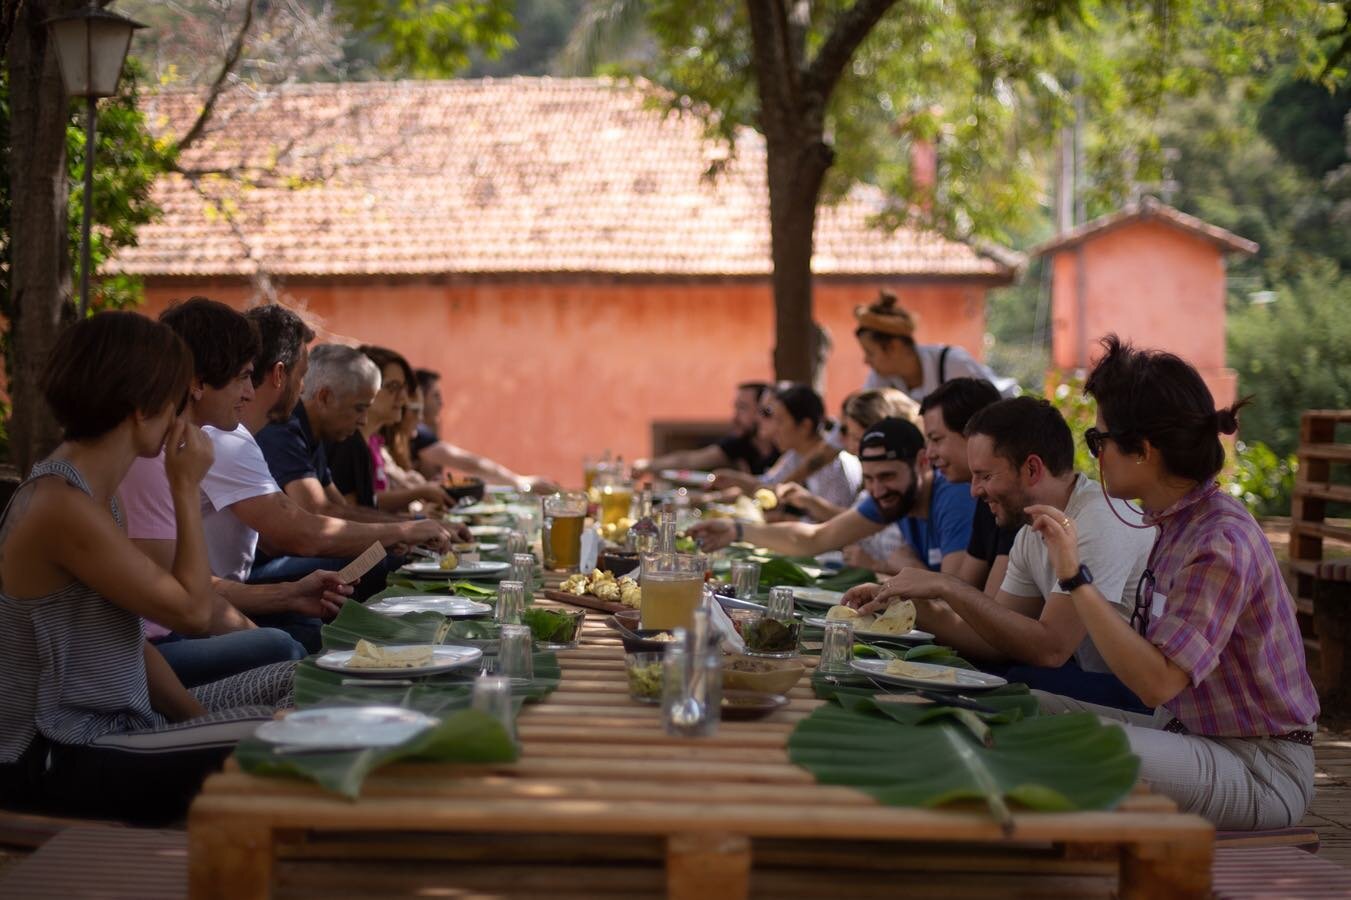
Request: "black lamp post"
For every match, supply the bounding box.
[44,4,145,318]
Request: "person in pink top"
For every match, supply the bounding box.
[1028,335,1318,829]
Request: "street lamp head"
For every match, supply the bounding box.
[44,5,146,99]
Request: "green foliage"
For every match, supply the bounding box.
[1228,260,1351,457]
[335,0,517,77]
[468,0,586,76]
[1226,440,1298,518]
[1041,373,1100,476]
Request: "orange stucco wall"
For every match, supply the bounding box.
[1049,219,1235,406]
[140,278,990,484]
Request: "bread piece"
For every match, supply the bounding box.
[883,658,958,683]
[869,600,917,635]
[346,639,434,670]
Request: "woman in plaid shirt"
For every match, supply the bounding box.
[1027,335,1318,830]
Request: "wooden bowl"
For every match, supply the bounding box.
[719,690,789,721]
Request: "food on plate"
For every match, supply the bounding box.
[437,551,459,570]
[823,600,915,634]
[560,569,642,609]
[753,488,779,510]
[450,542,480,566]
[346,639,434,670]
[884,658,958,683]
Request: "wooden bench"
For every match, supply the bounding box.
[185,616,1215,899]
[1290,410,1351,711]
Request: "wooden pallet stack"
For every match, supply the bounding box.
[1289,410,1351,708]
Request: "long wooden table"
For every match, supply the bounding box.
[187,613,1214,898]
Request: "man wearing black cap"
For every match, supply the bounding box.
[689,417,976,575]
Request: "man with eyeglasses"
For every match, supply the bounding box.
[845,397,1157,711]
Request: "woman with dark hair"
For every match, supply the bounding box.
[0,313,294,824]
[854,291,1015,401]
[716,384,862,520]
[1026,334,1318,829]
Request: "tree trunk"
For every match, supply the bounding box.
[764,130,831,385]
[7,0,77,474]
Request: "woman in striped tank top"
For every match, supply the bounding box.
[0,313,293,824]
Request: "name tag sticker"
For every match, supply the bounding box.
[928,547,943,567]
[1151,591,1168,618]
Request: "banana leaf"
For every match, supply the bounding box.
[788,702,1140,830]
[293,651,562,711]
[814,566,877,592]
[757,557,814,587]
[381,578,502,597]
[235,708,516,799]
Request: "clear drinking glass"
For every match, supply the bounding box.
[661,640,720,738]
[639,552,707,631]
[729,560,761,602]
[767,586,796,621]
[541,492,587,572]
[506,530,529,557]
[819,620,855,674]
[497,624,534,684]
[510,553,535,589]
[471,674,517,744]
[496,580,526,625]
[595,470,635,532]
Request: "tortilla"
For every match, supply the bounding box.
[346,639,434,670]
[869,600,917,635]
[884,658,958,683]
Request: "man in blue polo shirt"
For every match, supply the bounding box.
[689,417,976,575]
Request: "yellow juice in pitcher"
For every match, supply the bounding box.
[640,574,703,630]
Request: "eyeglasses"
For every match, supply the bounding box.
[1084,427,1128,459]
[759,407,774,418]
[1130,567,1156,636]
[381,380,406,395]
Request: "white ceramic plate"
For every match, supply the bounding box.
[849,658,1006,692]
[400,559,510,578]
[468,524,512,538]
[316,644,483,676]
[803,616,933,644]
[791,587,847,608]
[255,706,437,750]
[457,502,509,516]
[366,595,493,618]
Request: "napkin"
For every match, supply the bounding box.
[579,528,600,573]
[706,596,746,653]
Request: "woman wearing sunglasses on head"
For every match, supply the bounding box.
[1025,334,1317,830]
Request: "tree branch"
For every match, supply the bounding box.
[747,0,799,134]
[174,0,257,153]
[802,0,900,99]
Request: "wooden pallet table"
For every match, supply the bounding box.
[187,617,1213,899]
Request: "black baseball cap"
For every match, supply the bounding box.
[858,417,925,463]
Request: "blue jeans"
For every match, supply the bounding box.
[153,629,305,688]
[996,659,1152,714]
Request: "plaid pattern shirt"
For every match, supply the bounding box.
[1144,483,1319,736]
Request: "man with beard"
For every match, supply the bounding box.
[846,397,1156,710]
[688,418,974,575]
[633,382,779,477]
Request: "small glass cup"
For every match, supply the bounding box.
[527,607,585,650]
[729,560,761,602]
[542,492,587,572]
[496,580,526,626]
[767,586,796,621]
[819,620,855,674]
[511,553,535,589]
[624,651,665,704]
[497,623,534,684]
[506,530,529,557]
[471,674,517,744]
[741,611,801,659]
[661,642,720,738]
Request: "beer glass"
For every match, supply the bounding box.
[541,492,587,572]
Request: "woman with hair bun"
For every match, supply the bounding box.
[1026,334,1318,829]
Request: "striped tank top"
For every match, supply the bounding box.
[0,459,156,763]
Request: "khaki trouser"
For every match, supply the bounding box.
[1035,691,1315,830]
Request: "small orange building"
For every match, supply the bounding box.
[113,79,1020,483]
[1032,197,1258,407]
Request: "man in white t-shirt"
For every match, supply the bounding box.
[847,397,1156,711]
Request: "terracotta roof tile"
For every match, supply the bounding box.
[1030,195,1259,257]
[111,78,1019,280]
